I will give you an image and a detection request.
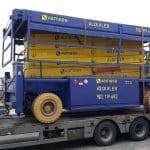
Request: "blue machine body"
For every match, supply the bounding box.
[10,9,150,41]
[68,77,140,110]
[2,9,150,115]
[13,65,140,113]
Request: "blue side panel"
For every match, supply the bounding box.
[30,11,84,29]
[30,11,119,33]
[11,9,150,41]
[24,78,69,108]
[122,24,150,36]
[30,23,85,35]
[15,65,24,114]
[24,78,68,94]
[68,77,140,110]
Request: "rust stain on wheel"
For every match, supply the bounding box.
[32,93,62,123]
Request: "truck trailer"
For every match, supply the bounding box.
[0,9,150,149]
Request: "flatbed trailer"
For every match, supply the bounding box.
[2,9,150,149]
[0,110,149,149]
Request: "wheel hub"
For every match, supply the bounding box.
[44,105,52,112]
[135,123,146,137]
[100,127,113,142]
[41,101,56,116]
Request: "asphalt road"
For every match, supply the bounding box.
[13,135,150,150]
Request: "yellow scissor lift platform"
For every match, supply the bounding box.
[24,33,143,78]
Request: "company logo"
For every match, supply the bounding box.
[41,15,48,20]
[60,69,81,74]
[60,69,65,74]
[56,51,78,56]
[96,78,117,84]
[56,51,61,56]
[41,14,68,23]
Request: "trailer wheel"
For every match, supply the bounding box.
[129,118,149,141]
[32,93,62,124]
[93,121,117,146]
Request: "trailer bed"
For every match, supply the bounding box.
[0,110,149,149]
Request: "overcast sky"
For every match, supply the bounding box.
[0,0,150,76]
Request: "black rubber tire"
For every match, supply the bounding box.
[93,121,117,146]
[129,118,149,141]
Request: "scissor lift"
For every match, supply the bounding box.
[1,9,150,149]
